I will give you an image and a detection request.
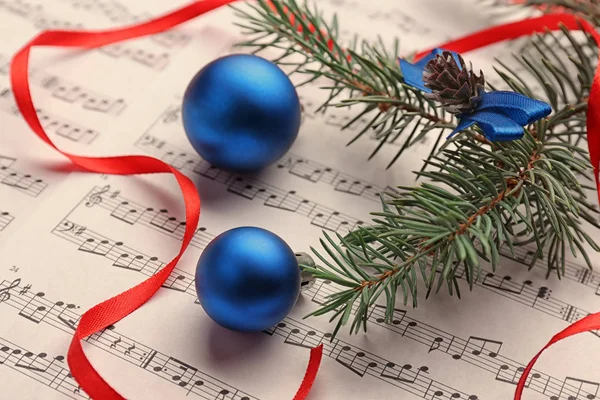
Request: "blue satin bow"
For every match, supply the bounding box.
[399,48,552,142]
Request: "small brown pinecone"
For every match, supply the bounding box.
[422,51,485,115]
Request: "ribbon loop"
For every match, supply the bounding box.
[478,91,552,125]
[9,1,323,399]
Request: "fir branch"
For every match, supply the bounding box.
[232,0,457,167]
[234,0,600,335]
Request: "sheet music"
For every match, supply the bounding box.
[0,1,599,399]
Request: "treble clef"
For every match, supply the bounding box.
[0,278,21,303]
[85,185,110,208]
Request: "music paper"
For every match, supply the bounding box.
[0,0,599,399]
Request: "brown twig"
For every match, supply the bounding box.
[355,150,540,291]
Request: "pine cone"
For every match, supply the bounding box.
[422,51,485,115]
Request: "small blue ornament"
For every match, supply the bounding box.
[399,48,552,142]
[182,54,301,172]
[195,226,301,332]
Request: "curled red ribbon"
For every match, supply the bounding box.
[9,1,600,399]
[10,0,322,399]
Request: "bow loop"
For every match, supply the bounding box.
[478,91,552,125]
[399,49,552,142]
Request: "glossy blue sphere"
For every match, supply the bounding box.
[182,54,301,172]
[195,227,301,332]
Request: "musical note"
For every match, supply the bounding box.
[0,336,81,398]
[0,211,14,232]
[307,277,591,399]
[160,151,196,170]
[166,357,199,388]
[0,155,16,168]
[57,303,80,330]
[428,337,445,353]
[161,274,190,292]
[334,345,378,377]
[482,273,532,295]
[113,253,144,272]
[461,336,502,359]
[14,351,49,372]
[110,201,147,225]
[77,238,116,256]
[82,95,126,115]
[137,134,166,150]
[495,365,544,388]
[18,292,50,323]
[381,363,428,383]
[288,159,327,182]
[136,135,367,234]
[150,209,186,233]
[334,179,372,196]
[0,0,42,19]
[98,44,170,70]
[264,190,310,212]
[550,377,599,400]
[151,31,191,48]
[29,70,126,115]
[37,108,99,144]
[283,328,320,349]
[227,178,267,200]
[35,14,83,29]
[0,168,46,197]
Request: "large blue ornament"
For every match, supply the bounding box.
[182,54,301,172]
[195,226,301,332]
[399,48,551,142]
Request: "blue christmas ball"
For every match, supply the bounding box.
[182,54,301,172]
[195,226,301,332]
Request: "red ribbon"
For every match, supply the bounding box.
[9,0,322,399]
[9,1,600,399]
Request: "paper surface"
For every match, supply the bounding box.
[0,1,599,399]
